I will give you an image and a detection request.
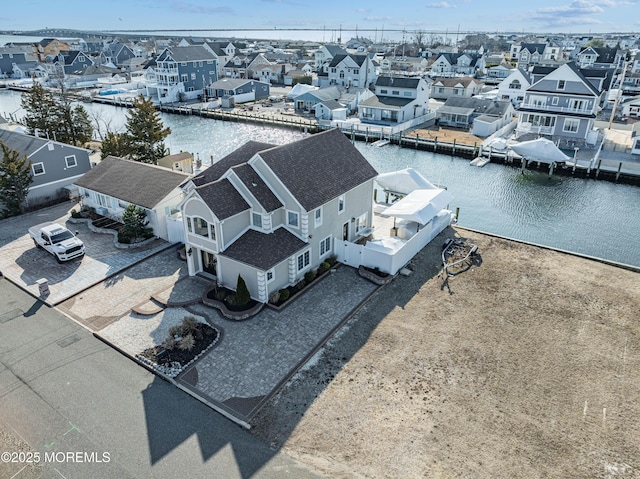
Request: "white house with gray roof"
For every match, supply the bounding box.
[358,76,431,124]
[497,68,532,106]
[319,54,377,89]
[0,129,91,208]
[179,129,378,303]
[75,156,189,242]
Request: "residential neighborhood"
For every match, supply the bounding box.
[1,22,640,479]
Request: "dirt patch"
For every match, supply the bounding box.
[251,227,640,478]
[407,126,484,146]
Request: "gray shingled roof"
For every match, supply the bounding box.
[359,95,414,109]
[375,76,421,89]
[74,156,189,209]
[328,54,368,68]
[219,227,307,270]
[196,178,250,220]
[193,141,275,186]
[231,164,282,213]
[0,129,48,156]
[258,128,378,211]
[441,97,511,116]
[165,45,215,62]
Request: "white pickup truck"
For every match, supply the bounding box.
[28,222,85,263]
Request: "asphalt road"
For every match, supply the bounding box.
[0,278,323,479]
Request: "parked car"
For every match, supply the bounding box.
[28,222,85,263]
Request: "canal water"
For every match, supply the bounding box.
[1,89,639,267]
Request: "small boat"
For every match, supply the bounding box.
[470,156,490,167]
[371,139,390,147]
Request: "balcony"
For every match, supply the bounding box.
[515,122,554,138]
[519,103,594,115]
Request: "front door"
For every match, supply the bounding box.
[343,222,349,241]
[201,250,216,276]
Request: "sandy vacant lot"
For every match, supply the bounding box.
[252,227,640,478]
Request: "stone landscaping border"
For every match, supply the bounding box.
[357,265,396,285]
[68,217,157,249]
[135,320,222,378]
[201,289,264,320]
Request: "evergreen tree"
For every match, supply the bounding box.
[0,142,33,217]
[235,274,251,306]
[21,83,93,147]
[121,204,151,241]
[124,95,171,164]
[20,83,57,138]
[100,131,130,160]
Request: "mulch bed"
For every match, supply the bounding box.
[139,323,218,367]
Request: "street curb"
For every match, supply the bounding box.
[93,331,251,429]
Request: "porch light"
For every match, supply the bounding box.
[187,248,193,256]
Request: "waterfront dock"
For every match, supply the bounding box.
[7,84,640,185]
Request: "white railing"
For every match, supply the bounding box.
[520,103,594,114]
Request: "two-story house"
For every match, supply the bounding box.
[430,52,485,76]
[314,44,347,71]
[146,46,218,103]
[318,54,377,89]
[516,62,601,147]
[0,129,92,207]
[179,129,378,303]
[0,48,34,77]
[431,77,483,100]
[34,38,70,62]
[51,50,95,75]
[358,76,431,124]
[497,67,533,106]
[577,47,623,69]
[100,42,136,68]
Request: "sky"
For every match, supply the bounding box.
[0,0,638,42]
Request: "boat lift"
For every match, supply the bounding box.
[441,238,478,277]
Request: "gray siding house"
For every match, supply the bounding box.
[0,129,92,207]
[516,62,601,147]
[206,78,269,103]
[146,46,218,103]
[0,48,33,77]
[180,129,378,303]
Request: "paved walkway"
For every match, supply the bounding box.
[177,267,378,421]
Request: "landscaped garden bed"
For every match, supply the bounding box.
[137,315,220,378]
[267,256,338,309]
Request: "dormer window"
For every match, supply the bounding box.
[287,210,299,228]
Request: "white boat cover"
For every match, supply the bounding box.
[382,188,454,225]
[286,83,317,99]
[509,138,571,164]
[366,236,406,253]
[375,168,437,195]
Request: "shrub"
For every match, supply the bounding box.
[214,289,226,301]
[235,274,251,306]
[269,291,281,304]
[71,209,82,218]
[182,316,199,333]
[162,336,177,350]
[117,231,132,244]
[304,270,316,283]
[319,261,330,273]
[178,333,196,351]
[295,279,306,292]
[168,325,182,337]
[326,256,337,267]
[278,288,290,302]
